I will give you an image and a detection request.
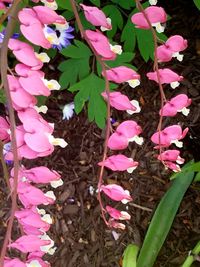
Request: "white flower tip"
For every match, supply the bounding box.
[127,79,140,88]
[170,81,180,89]
[50,179,63,188]
[152,23,165,33]
[45,190,56,201]
[62,102,75,120]
[35,52,50,63]
[41,214,53,224]
[26,260,42,267]
[127,99,141,115]
[172,139,183,148]
[100,17,112,31]
[127,166,137,173]
[181,107,190,116]
[34,105,48,114]
[110,44,123,55]
[149,0,157,5]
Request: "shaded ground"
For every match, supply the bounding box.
[1,0,200,266]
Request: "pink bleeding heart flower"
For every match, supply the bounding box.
[15,64,50,96]
[85,30,116,60]
[156,35,188,62]
[160,94,191,117]
[100,184,132,203]
[8,39,43,70]
[108,219,126,230]
[4,258,26,267]
[157,149,185,164]
[151,125,189,148]
[9,235,51,253]
[19,166,61,184]
[163,161,182,172]
[10,179,56,207]
[101,91,140,114]
[131,6,167,33]
[147,68,183,89]
[98,154,138,173]
[106,206,131,220]
[18,8,52,49]
[15,209,51,233]
[80,4,111,30]
[8,75,37,110]
[108,120,143,150]
[102,66,140,88]
[0,116,10,142]
[33,6,66,24]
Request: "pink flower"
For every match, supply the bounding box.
[15,209,51,234]
[0,116,10,142]
[151,125,189,148]
[131,6,167,33]
[8,75,37,110]
[85,30,116,60]
[8,39,43,70]
[101,92,140,114]
[157,149,185,164]
[163,161,181,172]
[33,6,66,24]
[98,154,138,173]
[100,184,132,203]
[108,219,126,230]
[102,66,140,88]
[106,206,131,220]
[16,64,51,96]
[80,4,111,30]
[9,235,51,253]
[147,68,183,89]
[160,94,191,117]
[4,258,26,267]
[157,35,188,62]
[108,120,143,150]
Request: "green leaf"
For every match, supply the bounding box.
[60,40,92,59]
[102,5,123,38]
[194,172,200,182]
[56,0,82,10]
[194,0,200,10]
[121,14,137,52]
[97,52,135,76]
[0,90,6,104]
[137,166,194,267]
[68,73,116,128]
[136,28,154,62]
[58,57,90,89]
[122,244,139,267]
[89,0,100,7]
[111,0,135,10]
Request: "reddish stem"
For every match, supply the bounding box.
[69,0,111,225]
[0,1,21,264]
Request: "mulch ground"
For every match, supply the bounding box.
[1,0,200,266]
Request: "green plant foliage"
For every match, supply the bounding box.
[102,5,123,38]
[122,244,139,267]
[0,90,6,104]
[58,40,92,89]
[193,0,200,10]
[68,73,117,128]
[136,165,194,267]
[57,0,81,10]
[89,0,100,7]
[111,0,135,10]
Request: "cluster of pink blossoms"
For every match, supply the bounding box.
[2,0,68,266]
[80,4,144,230]
[132,2,190,172]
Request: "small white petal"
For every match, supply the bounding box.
[40,234,55,254]
[172,52,183,62]
[152,22,165,33]
[26,260,42,267]
[35,52,50,63]
[55,21,69,31]
[43,79,61,91]
[110,44,122,55]
[127,100,141,115]
[41,0,58,10]
[44,191,56,201]
[176,156,185,165]
[50,179,63,188]
[127,166,137,173]
[129,135,144,145]
[112,230,120,240]
[100,17,112,31]
[170,81,180,89]
[180,107,190,116]
[149,0,157,5]
[41,214,53,224]
[37,208,46,215]
[127,79,140,88]
[171,139,183,148]
[62,102,75,120]
[48,135,68,148]
[34,105,48,114]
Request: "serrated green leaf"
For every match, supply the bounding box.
[97,52,135,76]
[194,0,200,10]
[102,5,123,38]
[89,0,100,7]
[68,73,117,128]
[111,0,135,10]
[58,58,90,89]
[61,40,92,58]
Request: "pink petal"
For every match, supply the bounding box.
[33,6,66,24]
[102,92,136,111]
[103,66,140,83]
[108,132,129,150]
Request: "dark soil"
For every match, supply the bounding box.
[1,0,200,266]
